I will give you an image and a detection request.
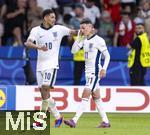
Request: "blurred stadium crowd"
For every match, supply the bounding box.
[0,0,149,47]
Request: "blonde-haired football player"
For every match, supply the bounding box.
[64,18,111,128]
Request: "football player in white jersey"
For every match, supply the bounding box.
[25,9,76,128]
[64,18,111,128]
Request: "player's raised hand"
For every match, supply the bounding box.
[76,30,84,42]
[76,30,80,41]
[99,69,106,79]
[78,29,84,36]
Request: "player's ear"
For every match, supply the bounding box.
[43,17,46,21]
[43,15,48,21]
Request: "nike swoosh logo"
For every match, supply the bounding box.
[39,35,44,38]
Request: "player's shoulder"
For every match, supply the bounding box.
[31,26,40,30]
[94,35,103,40]
[93,35,106,46]
[95,35,105,42]
[30,26,41,32]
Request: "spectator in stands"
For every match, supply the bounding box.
[62,14,72,26]
[120,0,136,11]
[123,5,135,20]
[0,0,6,19]
[69,3,85,85]
[4,0,27,46]
[57,0,74,5]
[27,0,43,32]
[123,5,132,14]
[74,0,87,3]
[138,0,150,39]
[113,11,135,47]
[101,0,121,26]
[37,0,58,10]
[98,10,114,46]
[0,0,6,46]
[37,0,60,23]
[0,19,4,46]
[100,0,109,10]
[128,18,150,85]
[69,3,84,30]
[83,0,101,28]
[138,0,150,18]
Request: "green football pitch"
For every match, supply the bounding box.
[51,113,150,135]
[0,111,150,135]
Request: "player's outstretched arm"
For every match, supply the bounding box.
[24,39,48,51]
[71,40,81,54]
[70,29,78,36]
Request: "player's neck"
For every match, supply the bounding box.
[87,33,96,40]
[41,22,52,30]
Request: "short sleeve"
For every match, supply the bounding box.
[96,37,107,52]
[28,27,38,42]
[59,25,71,36]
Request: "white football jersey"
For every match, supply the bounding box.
[72,34,108,75]
[28,24,70,71]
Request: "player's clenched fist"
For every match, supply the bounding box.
[38,46,48,51]
[99,69,106,79]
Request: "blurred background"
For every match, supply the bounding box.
[0,0,150,86]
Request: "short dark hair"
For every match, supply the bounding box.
[42,9,55,18]
[80,18,92,25]
[121,11,131,16]
[134,18,145,26]
[74,3,84,11]
[87,0,94,3]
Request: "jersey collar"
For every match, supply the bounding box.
[40,23,53,30]
[87,34,96,40]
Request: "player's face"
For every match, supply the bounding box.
[44,13,56,26]
[80,23,93,36]
[135,25,144,35]
[122,15,130,24]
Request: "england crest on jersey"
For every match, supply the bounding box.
[89,43,93,51]
[52,32,57,41]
